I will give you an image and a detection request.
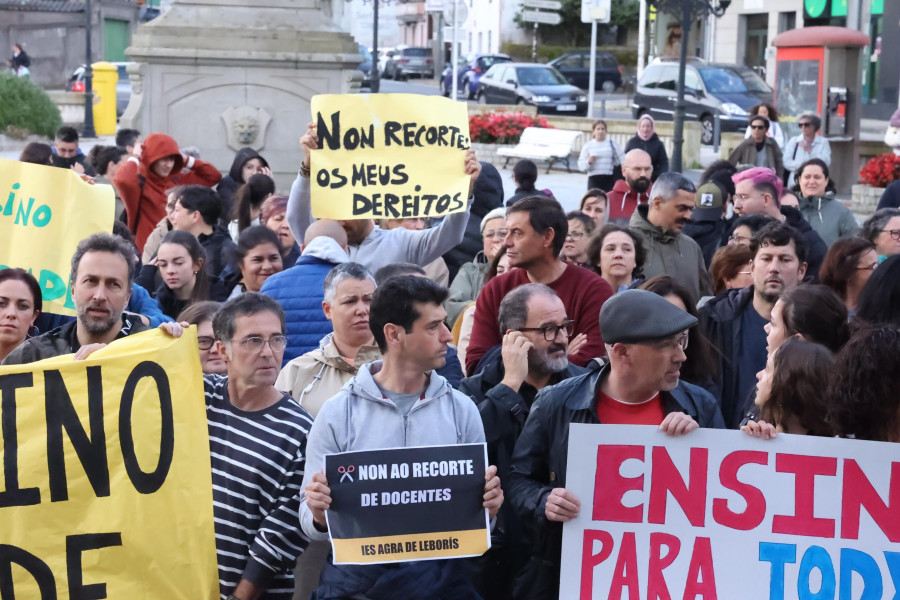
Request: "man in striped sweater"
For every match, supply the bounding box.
[205,293,314,600]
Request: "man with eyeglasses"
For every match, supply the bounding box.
[727,115,784,175]
[784,113,831,188]
[459,283,587,598]
[731,167,827,280]
[204,292,315,600]
[506,289,724,600]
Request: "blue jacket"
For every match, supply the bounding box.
[260,237,348,365]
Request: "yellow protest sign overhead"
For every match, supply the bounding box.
[0,158,115,316]
[0,328,219,599]
[310,93,471,220]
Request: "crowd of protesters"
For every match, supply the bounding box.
[2,114,898,600]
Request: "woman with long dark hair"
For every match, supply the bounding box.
[745,336,837,438]
[764,284,850,354]
[155,230,227,318]
[818,237,878,315]
[827,326,900,442]
[640,276,718,395]
[229,172,275,240]
[0,268,41,363]
[225,226,284,298]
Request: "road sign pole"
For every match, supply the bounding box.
[531,22,538,61]
[451,0,458,98]
[588,19,597,118]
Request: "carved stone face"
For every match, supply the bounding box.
[234,116,259,144]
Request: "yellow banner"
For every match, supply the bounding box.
[0,158,116,316]
[0,328,218,599]
[310,93,471,220]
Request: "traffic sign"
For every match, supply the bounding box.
[521,0,562,10]
[580,0,610,23]
[443,1,468,26]
[521,9,562,24]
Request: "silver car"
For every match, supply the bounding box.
[384,47,434,80]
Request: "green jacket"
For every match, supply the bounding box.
[446,257,489,327]
[798,193,860,248]
[629,205,713,301]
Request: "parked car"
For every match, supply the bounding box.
[631,59,773,145]
[67,62,134,117]
[476,62,588,116]
[377,48,395,75]
[383,47,434,80]
[356,44,373,88]
[440,53,511,99]
[549,50,622,92]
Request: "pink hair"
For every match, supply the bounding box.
[732,167,783,200]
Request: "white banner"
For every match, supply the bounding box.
[562,424,900,600]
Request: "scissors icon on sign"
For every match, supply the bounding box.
[338,465,355,483]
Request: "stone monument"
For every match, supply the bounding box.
[119,0,364,190]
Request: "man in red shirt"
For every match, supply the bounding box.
[505,289,724,599]
[465,196,613,374]
[606,149,652,225]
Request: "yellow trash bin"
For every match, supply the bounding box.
[90,61,118,135]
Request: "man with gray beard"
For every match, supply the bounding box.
[2,233,151,365]
[459,283,586,599]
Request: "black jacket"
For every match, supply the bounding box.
[1,314,150,365]
[683,219,729,268]
[51,153,97,177]
[878,180,900,210]
[698,286,754,429]
[443,161,504,281]
[506,364,724,600]
[780,206,827,282]
[625,133,669,180]
[216,148,269,224]
[198,226,237,279]
[458,346,586,598]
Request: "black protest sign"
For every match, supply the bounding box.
[324,443,489,564]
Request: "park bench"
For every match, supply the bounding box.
[497,127,583,173]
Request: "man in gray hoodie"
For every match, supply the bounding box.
[629,172,713,301]
[287,123,482,274]
[299,275,503,599]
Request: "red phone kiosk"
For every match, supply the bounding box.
[772,26,869,194]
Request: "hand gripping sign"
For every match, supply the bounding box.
[309,93,471,220]
[0,159,115,316]
[0,328,218,599]
[324,443,490,564]
[561,424,900,600]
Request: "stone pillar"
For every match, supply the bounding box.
[119,0,364,190]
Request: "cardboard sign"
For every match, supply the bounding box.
[0,328,218,599]
[561,424,900,600]
[0,158,115,316]
[324,443,490,564]
[309,93,471,220]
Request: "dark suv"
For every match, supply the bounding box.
[631,60,773,145]
[549,51,622,92]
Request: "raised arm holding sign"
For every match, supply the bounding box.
[285,94,481,274]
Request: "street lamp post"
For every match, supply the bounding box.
[647,0,729,171]
[82,0,96,138]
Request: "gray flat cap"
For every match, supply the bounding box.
[600,289,698,344]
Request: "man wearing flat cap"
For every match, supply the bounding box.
[505,290,724,599]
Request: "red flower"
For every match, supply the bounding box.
[468,111,554,144]
[859,153,900,188]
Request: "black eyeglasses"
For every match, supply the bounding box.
[798,122,815,128]
[198,336,216,350]
[750,125,766,130]
[881,229,900,241]
[229,335,289,353]
[519,320,575,341]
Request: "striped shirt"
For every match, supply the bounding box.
[204,374,314,599]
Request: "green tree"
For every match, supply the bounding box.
[516,0,640,47]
